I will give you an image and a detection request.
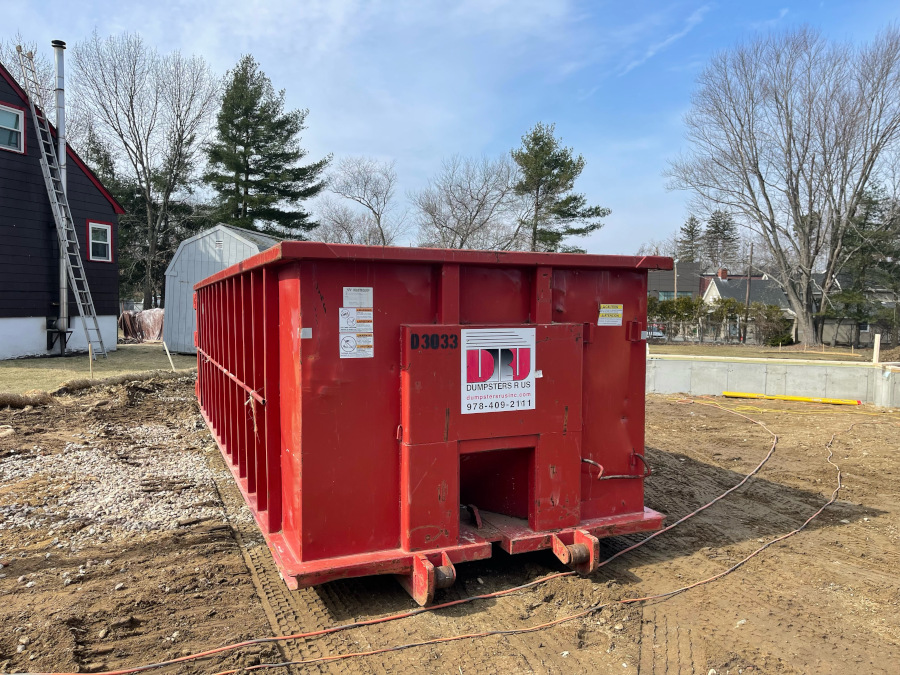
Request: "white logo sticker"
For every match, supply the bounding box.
[461,328,536,414]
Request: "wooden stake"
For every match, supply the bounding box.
[88,344,94,379]
[163,341,176,372]
[873,333,882,364]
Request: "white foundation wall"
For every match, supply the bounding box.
[0,316,118,360]
[646,354,900,408]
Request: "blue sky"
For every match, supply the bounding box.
[6,1,900,252]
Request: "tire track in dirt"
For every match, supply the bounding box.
[208,448,367,674]
[639,607,707,674]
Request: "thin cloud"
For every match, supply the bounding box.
[750,7,789,30]
[620,4,712,75]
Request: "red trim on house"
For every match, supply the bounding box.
[86,219,115,263]
[0,98,26,155]
[0,61,125,215]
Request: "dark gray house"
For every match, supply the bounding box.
[647,261,703,299]
[0,59,123,359]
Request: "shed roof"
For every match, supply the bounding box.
[218,225,281,252]
[165,224,282,275]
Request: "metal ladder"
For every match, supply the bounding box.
[16,47,107,358]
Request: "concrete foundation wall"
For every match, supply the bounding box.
[0,316,118,360]
[647,355,899,408]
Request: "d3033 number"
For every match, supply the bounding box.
[410,333,458,350]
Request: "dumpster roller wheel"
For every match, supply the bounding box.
[551,529,600,575]
[396,551,457,606]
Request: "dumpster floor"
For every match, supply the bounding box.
[2,377,899,674]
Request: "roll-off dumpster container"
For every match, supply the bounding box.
[194,242,671,604]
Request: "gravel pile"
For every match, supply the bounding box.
[0,422,229,547]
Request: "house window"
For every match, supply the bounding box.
[0,103,24,153]
[858,323,870,333]
[88,222,113,262]
[658,291,674,300]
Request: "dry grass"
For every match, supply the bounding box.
[649,342,877,361]
[0,343,196,395]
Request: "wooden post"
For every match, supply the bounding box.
[743,243,753,343]
[163,341,177,372]
[88,344,93,379]
[873,333,882,364]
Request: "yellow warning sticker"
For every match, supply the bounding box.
[597,304,623,326]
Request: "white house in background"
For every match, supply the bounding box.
[162,224,280,354]
[701,269,793,311]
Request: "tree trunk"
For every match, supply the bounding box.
[830,319,841,348]
[893,300,899,348]
[242,168,250,220]
[142,209,156,308]
[782,285,819,346]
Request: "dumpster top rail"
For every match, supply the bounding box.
[194,241,673,290]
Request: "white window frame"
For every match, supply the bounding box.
[0,102,25,154]
[87,221,113,263]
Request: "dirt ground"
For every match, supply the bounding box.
[1,377,899,674]
[0,344,196,395]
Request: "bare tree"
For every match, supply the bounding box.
[636,234,678,258]
[314,195,398,245]
[667,27,900,344]
[328,156,404,246]
[71,31,218,307]
[412,154,526,250]
[1,34,91,152]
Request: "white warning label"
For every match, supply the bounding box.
[597,304,623,326]
[461,328,536,414]
[343,286,373,308]
[339,304,374,359]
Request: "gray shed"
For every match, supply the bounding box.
[163,224,280,353]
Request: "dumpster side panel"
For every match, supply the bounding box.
[551,268,649,520]
[278,263,304,559]
[296,261,436,561]
[459,266,531,324]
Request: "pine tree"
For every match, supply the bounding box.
[204,55,330,236]
[704,210,740,269]
[511,122,610,252]
[676,215,704,262]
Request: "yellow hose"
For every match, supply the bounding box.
[722,391,861,406]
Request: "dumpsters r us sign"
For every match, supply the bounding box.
[194,242,672,605]
[461,328,535,414]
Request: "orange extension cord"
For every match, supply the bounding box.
[17,404,894,675]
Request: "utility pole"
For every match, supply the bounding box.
[673,259,679,299]
[742,243,753,343]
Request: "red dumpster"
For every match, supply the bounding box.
[194,243,671,604]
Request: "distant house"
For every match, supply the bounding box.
[0,59,124,360]
[648,261,703,299]
[701,269,792,310]
[701,268,890,346]
[162,224,280,353]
